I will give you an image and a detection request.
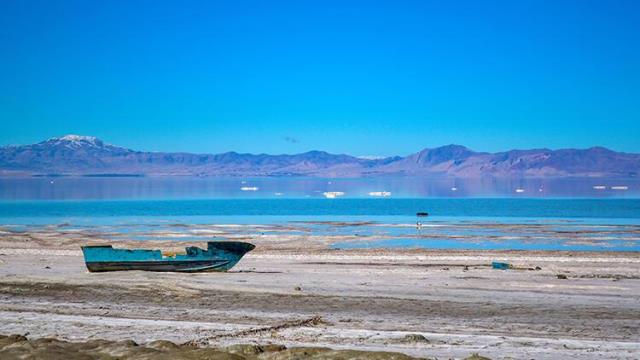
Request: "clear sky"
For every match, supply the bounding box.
[1,0,639,156]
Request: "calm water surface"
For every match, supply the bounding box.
[0,176,638,200]
[0,177,638,251]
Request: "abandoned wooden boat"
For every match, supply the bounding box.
[81,241,255,273]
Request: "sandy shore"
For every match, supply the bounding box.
[0,230,639,359]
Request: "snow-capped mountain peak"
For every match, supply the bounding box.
[59,134,98,142]
[47,135,105,148]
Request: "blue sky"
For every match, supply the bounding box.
[1,0,639,156]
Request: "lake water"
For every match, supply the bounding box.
[0,177,638,251]
[0,177,638,200]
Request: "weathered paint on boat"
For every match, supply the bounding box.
[81,241,255,272]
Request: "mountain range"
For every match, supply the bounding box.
[0,135,638,178]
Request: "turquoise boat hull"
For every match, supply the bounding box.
[81,241,255,272]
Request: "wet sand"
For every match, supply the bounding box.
[0,230,639,359]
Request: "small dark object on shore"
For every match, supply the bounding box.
[416,212,429,217]
[400,334,430,343]
[294,286,302,291]
[557,274,568,279]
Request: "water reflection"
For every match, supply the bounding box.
[0,176,637,200]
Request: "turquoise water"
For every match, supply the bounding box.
[0,178,638,252]
[333,238,639,252]
[1,198,639,219]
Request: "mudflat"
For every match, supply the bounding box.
[0,232,639,359]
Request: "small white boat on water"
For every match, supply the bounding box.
[368,191,391,197]
[515,188,525,193]
[593,185,607,190]
[323,191,344,198]
[240,186,259,191]
[611,186,629,190]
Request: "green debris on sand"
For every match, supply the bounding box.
[0,334,437,360]
[0,334,498,359]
